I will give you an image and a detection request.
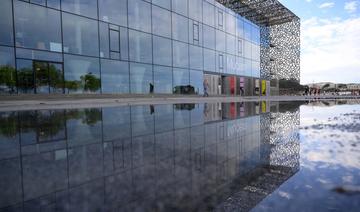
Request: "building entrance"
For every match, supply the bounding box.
[204,74,222,95]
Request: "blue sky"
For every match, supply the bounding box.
[278,0,360,84]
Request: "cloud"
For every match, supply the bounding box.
[318,2,335,9]
[345,1,359,13]
[301,17,360,84]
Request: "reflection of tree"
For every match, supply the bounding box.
[17,67,34,92]
[0,66,17,94]
[0,112,18,137]
[0,108,102,139]
[65,73,101,93]
[173,85,195,94]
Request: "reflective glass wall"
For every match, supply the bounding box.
[0,0,260,95]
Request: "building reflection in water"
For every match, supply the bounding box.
[0,102,300,212]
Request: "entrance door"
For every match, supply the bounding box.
[34,61,64,94]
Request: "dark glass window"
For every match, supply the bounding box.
[153,36,172,66]
[172,13,188,43]
[172,0,188,16]
[173,68,189,94]
[17,59,34,94]
[99,0,127,26]
[0,46,16,94]
[14,1,62,52]
[101,59,129,94]
[128,0,151,33]
[190,70,203,95]
[62,13,99,57]
[129,30,152,64]
[130,63,153,94]
[173,41,189,68]
[152,5,171,38]
[61,0,98,19]
[0,0,14,46]
[64,54,100,94]
[217,10,224,29]
[110,29,120,53]
[152,0,171,10]
[154,66,172,94]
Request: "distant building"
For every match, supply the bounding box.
[0,0,299,96]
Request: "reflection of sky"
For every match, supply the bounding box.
[252,103,360,212]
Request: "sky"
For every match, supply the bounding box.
[278,0,360,84]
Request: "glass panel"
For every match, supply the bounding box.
[203,1,215,27]
[244,41,252,59]
[128,0,151,33]
[203,25,215,50]
[154,65,172,94]
[216,30,226,52]
[14,1,62,52]
[31,0,46,6]
[152,0,171,10]
[172,13,188,43]
[49,63,64,94]
[62,13,99,57]
[101,59,129,94]
[34,61,50,94]
[99,22,110,58]
[102,107,131,142]
[61,0,98,19]
[64,54,100,94]
[99,0,127,26]
[47,0,61,10]
[203,49,216,72]
[173,68,189,94]
[0,0,14,46]
[190,70,203,95]
[189,45,203,70]
[16,48,63,62]
[0,46,16,94]
[120,27,129,61]
[152,5,171,38]
[129,30,152,64]
[226,34,236,55]
[173,41,189,68]
[110,30,120,52]
[189,0,202,21]
[153,36,172,66]
[172,0,188,16]
[244,22,252,41]
[130,63,153,94]
[236,17,244,38]
[226,13,236,35]
[17,59,34,94]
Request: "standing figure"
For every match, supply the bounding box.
[203,79,209,97]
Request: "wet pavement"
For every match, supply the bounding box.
[0,100,359,211]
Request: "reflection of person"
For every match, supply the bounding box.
[203,79,209,97]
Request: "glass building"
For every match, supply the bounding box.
[0,0,298,96]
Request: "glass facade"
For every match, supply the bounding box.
[0,0,261,95]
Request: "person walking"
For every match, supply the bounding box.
[203,79,209,97]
